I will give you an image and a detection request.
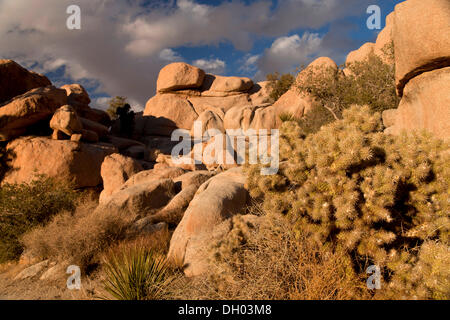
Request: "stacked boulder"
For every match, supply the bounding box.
[382,0,450,141]
[0,60,150,188]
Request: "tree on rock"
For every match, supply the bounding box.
[107,96,128,120]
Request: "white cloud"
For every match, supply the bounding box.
[91,97,111,111]
[240,54,260,73]
[257,33,323,77]
[193,58,226,75]
[0,0,374,109]
[159,48,183,62]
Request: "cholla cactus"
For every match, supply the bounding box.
[246,105,450,299]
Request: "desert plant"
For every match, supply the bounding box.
[22,202,134,271]
[294,43,399,134]
[168,211,370,300]
[101,245,171,300]
[107,96,128,120]
[247,105,449,299]
[0,176,78,263]
[266,72,295,102]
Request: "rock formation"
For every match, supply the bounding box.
[382,0,450,141]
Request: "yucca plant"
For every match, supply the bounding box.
[102,246,171,300]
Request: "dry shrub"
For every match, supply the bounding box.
[167,210,371,300]
[22,202,135,272]
[0,175,78,263]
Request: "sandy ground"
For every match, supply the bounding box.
[0,262,101,300]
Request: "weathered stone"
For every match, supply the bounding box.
[389,67,450,141]
[0,59,51,104]
[99,153,143,203]
[49,105,83,136]
[14,260,49,280]
[79,117,109,138]
[4,137,117,188]
[61,84,91,105]
[0,86,67,141]
[393,0,450,96]
[157,62,205,93]
[168,167,249,269]
[99,179,176,215]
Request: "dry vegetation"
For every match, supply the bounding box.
[22,202,135,273]
[167,211,371,300]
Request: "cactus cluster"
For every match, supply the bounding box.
[246,105,449,299]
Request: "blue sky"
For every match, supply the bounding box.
[0,0,403,110]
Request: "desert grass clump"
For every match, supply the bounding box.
[101,244,172,300]
[247,105,449,299]
[0,176,78,263]
[22,202,135,272]
[168,211,370,300]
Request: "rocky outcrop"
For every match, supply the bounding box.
[0,59,51,105]
[99,153,144,203]
[201,74,253,93]
[3,137,117,188]
[143,62,265,136]
[50,105,83,137]
[143,94,199,133]
[249,81,274,105]
[168,167,249,273]
[98,178,176,216]
[393,0,450,97]
[157,62,205,93]
[386,67,450,141]
[0,86,67,141]
[61,84,91,107]
[382,0,450,141]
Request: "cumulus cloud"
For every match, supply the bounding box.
[257,33,323,77]
[159,48,183,62]
[0,0,374,110]
[192,58,226,75]
[240,54,261,73]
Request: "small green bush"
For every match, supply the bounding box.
[0,176,78,263]
[247,105,449,299]
[266,72,295,102]
[102,246,171,300]
[294,44,399,134]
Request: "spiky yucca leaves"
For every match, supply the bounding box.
[246,105,449,299]
[102,246,171,300]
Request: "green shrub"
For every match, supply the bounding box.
[266,72,295,102]
[294,44,399,134]
[0,176,78,263]
[247,106,449,299]
[102,245,171,300]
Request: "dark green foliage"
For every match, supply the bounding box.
[266,72,295,102]
[0,176,78,263]
[116,103,135,138]
[248,106,449,299]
